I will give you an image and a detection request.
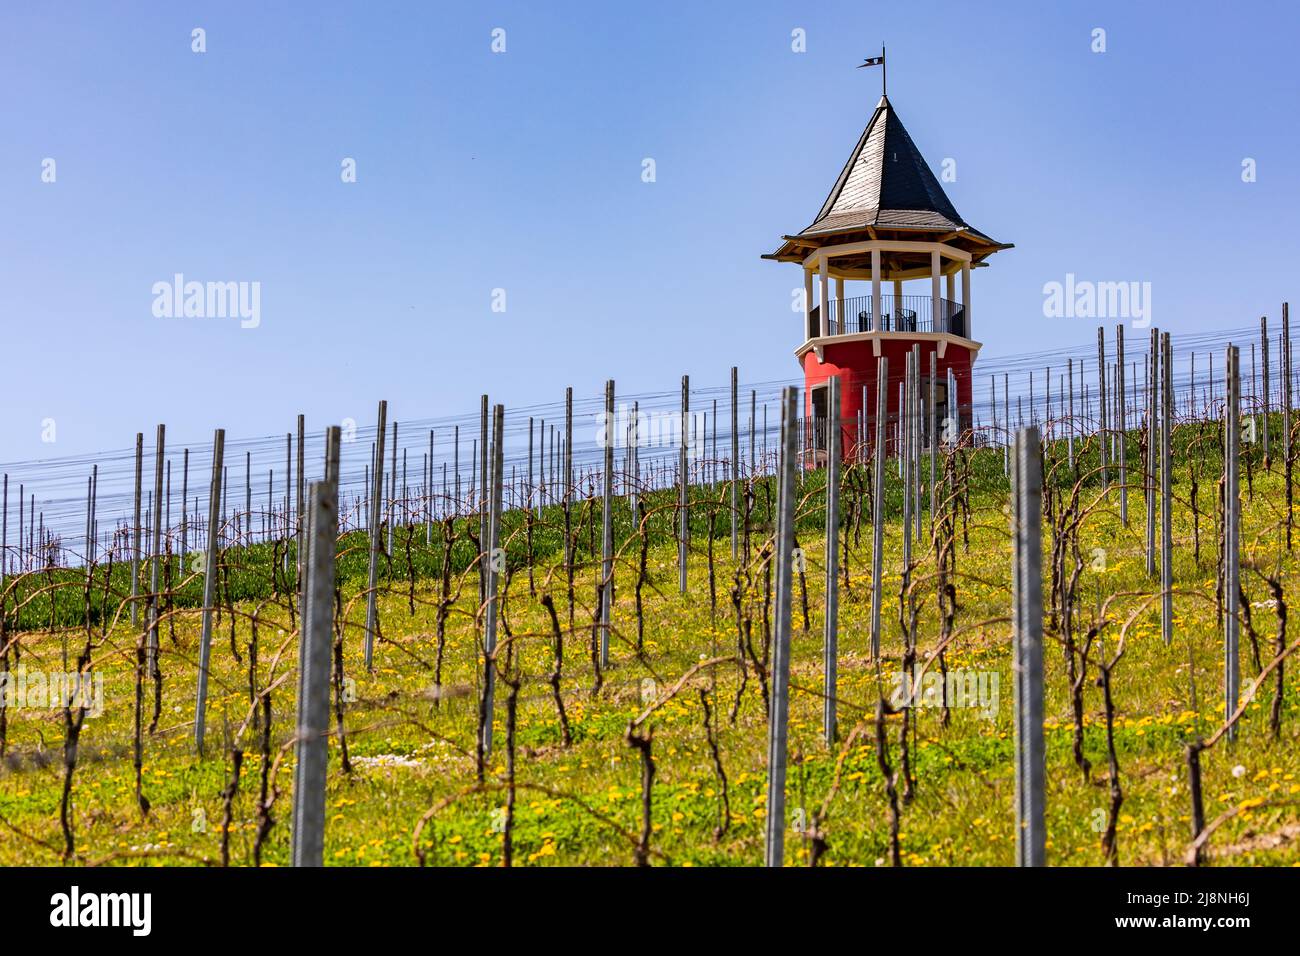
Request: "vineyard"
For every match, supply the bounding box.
[0,327,1298,868]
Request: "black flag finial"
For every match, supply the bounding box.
[857,45,886,97]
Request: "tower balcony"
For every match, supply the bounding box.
[808,294,967,340]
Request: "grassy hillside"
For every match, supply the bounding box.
[0,425,1297,867]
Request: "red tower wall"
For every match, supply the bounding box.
[801,337,976,459]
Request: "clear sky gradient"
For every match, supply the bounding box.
[2,0,1298,462]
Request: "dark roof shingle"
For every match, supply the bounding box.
[804,95,967,237]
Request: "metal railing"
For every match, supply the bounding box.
[809,294,967,338]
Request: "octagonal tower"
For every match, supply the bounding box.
[763,91,1012,463]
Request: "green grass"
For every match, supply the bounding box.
[0,425,1297,867]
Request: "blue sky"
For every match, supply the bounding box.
[2,0,1298,462]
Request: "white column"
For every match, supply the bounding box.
[819,256,830,338]
[892,279,903,325]
[871,248,882,332]
[946,271,956,314]
[961,260,971,336]
[930,249,941,333]
[834,276,845,334]
[803,268,814,340]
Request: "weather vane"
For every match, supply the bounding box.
[858,44,886,96]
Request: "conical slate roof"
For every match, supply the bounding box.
[763,94,1010,268]
[804,94,971,236]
